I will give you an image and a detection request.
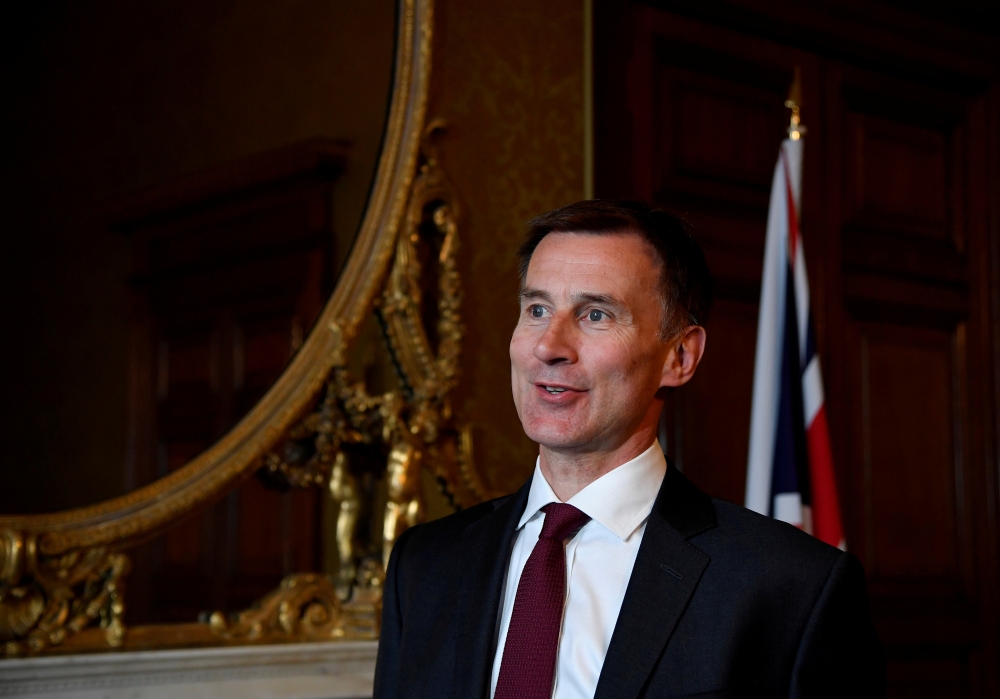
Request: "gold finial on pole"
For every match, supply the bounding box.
[785,66,806,141]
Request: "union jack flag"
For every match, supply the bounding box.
[745,136,845,549]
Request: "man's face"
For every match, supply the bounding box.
[510,231,671,455]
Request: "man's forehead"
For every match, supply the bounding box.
[525,231,659,285]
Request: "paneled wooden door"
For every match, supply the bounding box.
[595,4,999,697]
[114,141,346,624]
[821,63,997,698]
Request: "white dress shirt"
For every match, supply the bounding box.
[489,442,667,699]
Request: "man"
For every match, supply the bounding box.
[374,200,885,698]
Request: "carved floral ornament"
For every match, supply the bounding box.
[0,0,497,658]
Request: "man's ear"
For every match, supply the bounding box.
[660,325,707,388]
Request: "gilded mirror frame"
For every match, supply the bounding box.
[0,0,487,657]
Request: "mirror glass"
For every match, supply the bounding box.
[0,0,398,515]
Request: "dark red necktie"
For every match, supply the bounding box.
[494,503,592,699]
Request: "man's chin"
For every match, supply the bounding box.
[522,425,593,453]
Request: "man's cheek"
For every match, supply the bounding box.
[509,331,534,364]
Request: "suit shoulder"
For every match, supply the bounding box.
[703,498,843,571]
[397,493,515,558]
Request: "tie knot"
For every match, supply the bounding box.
[539,503,591,541]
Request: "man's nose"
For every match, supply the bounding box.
[534,313,578,365]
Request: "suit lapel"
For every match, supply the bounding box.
[453,480,530,699]
[593,466,718,699]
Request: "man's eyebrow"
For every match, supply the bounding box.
[518,289,631,314]
[573,292,628,312]
[518,288,553,304]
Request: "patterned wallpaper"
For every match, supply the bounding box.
[431,0,586,494]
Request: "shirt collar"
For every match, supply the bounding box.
[517,441,667,541]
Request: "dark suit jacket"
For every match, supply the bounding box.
[374,465,885,698]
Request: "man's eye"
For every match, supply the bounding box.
[588,309,605,322]
[531,306,545,318]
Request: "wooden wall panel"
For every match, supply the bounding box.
[828,64,988,694]
[661,68,785,199]
[846,115,951,241]
[649,38,794,213]
[861,326,961,584]
[669,299,758,505]
[596,3,999,695]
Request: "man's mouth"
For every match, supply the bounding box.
[534,383,583,403]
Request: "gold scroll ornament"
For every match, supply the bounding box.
[208,561,383,642]
[0,530,127,656]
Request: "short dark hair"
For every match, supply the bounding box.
[518,199,712,339]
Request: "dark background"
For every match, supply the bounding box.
[2,0,998,696]
[0,0,396,625]
[0,0,395,512]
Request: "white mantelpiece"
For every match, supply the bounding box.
[0,640,378,699]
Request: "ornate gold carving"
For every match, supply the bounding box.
[329,452,362,596]
[380,119,463,411]
[0,0,500,656]
[383,440,425,565]
[0,0,437,656]
[0,533,128,656]
[253,118,476,601]
[0,530,25,586]
[0,584,44,643]
[456,425,504,503]
[208,565,382,642]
